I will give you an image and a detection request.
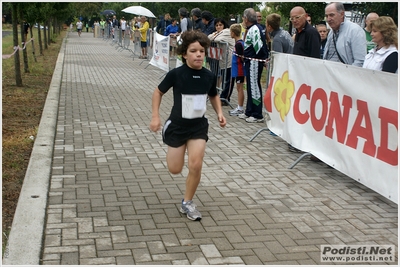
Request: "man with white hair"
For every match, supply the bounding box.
[323,2,366,66]
[191,8,204,32]
[239,8,269,123]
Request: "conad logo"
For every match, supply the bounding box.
[264,71,294,122]
[264,71,398,166]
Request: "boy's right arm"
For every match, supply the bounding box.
[149,88,164,132]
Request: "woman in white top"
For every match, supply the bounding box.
[207,18,235,104]
[363,16,398,73]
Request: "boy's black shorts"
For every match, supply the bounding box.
[162,118,209,148]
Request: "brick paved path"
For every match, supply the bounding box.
[41,31,397,265]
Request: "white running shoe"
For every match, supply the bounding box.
[245,116,264,123]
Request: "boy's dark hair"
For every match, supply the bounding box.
[177,31,210,64]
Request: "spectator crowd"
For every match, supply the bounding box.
[82,3,397,126]
[71,3,398,222]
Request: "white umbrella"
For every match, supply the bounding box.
[122,6,156,18]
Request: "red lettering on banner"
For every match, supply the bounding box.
[377,107,398,166]
[292,84,398,166]
[293,84,311,124]
[325,92,352,144]
[346,100,376,157]
[264,76,274,112]
[310,88,328,132]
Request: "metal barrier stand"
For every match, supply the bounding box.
[248,53,272,142]
[131,28,142,60]
[123,26,132,53]
[248,52,314,169]
[206,41,234,108]
[140,29,154,66]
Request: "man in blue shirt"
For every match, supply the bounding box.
[156,13,171,35]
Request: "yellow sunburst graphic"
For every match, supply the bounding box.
[273,71,295,122]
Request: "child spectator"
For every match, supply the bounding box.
[164,18,179,57]
[228,23,246,116]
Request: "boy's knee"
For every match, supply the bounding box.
[188,160,202,174]
[168,164,183,174]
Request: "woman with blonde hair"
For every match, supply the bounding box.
[363,16,398,73]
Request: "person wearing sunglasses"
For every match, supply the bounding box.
[290,6,321,59]
[287,6,321,154]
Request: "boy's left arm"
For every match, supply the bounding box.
[208,95,226,128]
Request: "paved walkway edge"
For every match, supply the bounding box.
[3,36,66,265]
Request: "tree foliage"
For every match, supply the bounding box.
[72,2,103,19]
[267,2,398,25]
[353,2,398,24]
[267,2,327,25]
[2,2,397,27]
[114,2,261,21]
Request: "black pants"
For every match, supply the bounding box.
[219,68,234,102]
[244,60,264,119]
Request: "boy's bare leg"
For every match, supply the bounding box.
[184,139,206,201]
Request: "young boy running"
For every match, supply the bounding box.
[149,31,226,221]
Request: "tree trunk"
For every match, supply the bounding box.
[29,21,37,62]
[43,22,48,49]
[38,23,43,55]
[53,17,57,35]
[11,4,22,86]
[19,11,29,73]
[47,19,51,46]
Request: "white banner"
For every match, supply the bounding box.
[150,32,170,72]
[264,53,398,203]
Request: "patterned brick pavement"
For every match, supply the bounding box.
[40,31,397,265]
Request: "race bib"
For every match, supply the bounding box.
[182,94,207,119]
